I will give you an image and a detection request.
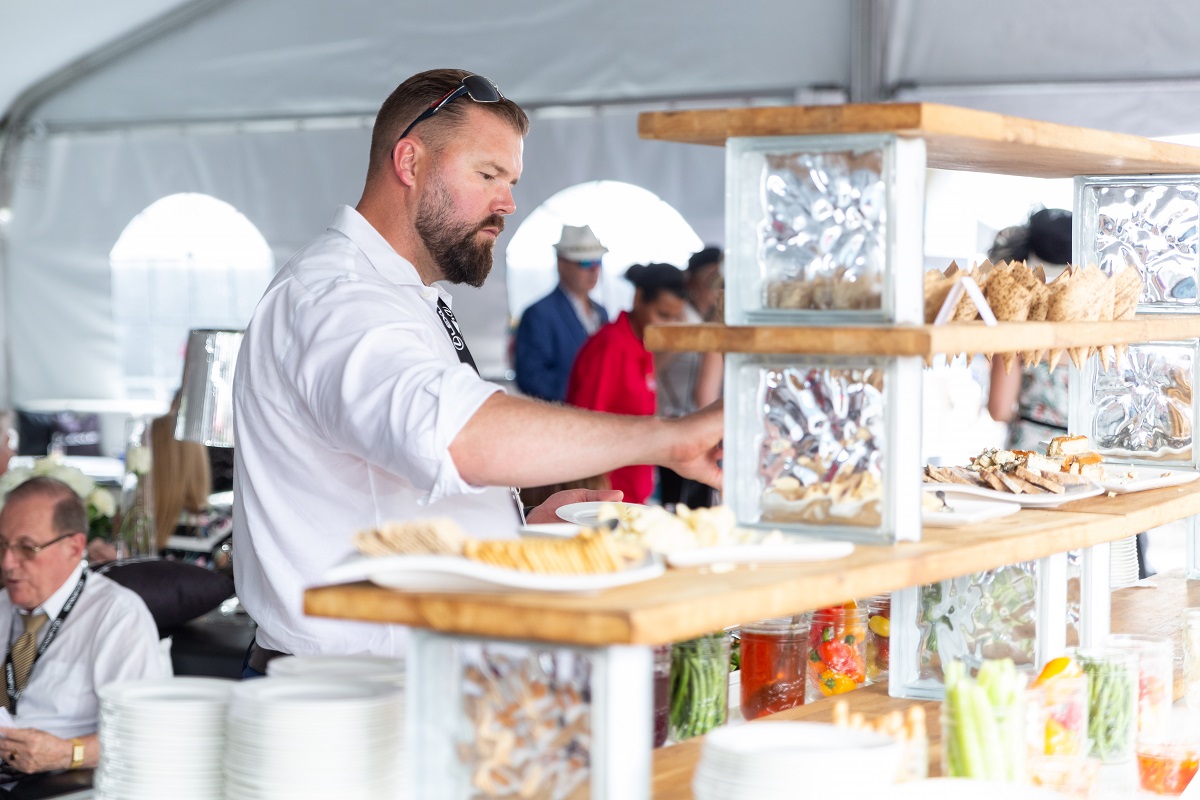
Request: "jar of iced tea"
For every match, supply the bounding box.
[739,615,808,720]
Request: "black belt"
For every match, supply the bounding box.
[247,641,289,674]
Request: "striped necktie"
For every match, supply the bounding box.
[5,613,47,710]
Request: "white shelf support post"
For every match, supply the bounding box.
[1079,542,1112,647]
[591,644,653,799]
[1035,551,1068,668]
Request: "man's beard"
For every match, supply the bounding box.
[414,173,503,288]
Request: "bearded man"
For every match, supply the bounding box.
[232,69,723,672]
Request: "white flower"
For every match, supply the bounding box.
[46,463,95,499]
[0,459,101,513]
[125,446,152,476]
[87,487,116,518]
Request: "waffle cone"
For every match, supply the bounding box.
[984,265,1035,322]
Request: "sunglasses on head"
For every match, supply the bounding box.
[397,74,504,143]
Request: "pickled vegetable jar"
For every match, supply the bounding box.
[805,602,868,703]
[1106,634,1173,737]
[739,616,808,720]
[863,593,891,684]
[652,644,671,747]
[670,633,730,741]
[1076,647,1138,763]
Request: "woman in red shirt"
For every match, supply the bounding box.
[566,263,687,503]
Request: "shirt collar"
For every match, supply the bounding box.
[327,205,453,307]
[22,560,85,621]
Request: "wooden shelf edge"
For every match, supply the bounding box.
[645,317,1200,356]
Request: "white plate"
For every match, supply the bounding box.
[665,541,854,569]
[518,522,581,538]
[322,552,664,594]
[555,501,644,525]
[922,496,1022,527]
[921,480,1103,508]
[1094,466,1200,494]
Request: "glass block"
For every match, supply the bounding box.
[408,636,593,799]
[725,134,925,325]
[1075,176,1200,312]
[889,563,1039,699]
[1068,340,1198,468]
[726,353,922,543]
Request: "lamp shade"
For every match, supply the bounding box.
[174,329,243,447]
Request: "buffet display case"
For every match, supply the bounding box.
[309,103,1200,798]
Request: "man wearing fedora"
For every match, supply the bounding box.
[514,224,610,402]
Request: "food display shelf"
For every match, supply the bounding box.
[305,482,1200,647]
[636,102,1200,177]
[643,318,1200,357]
[650,571,1200,799]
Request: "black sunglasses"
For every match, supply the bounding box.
[397,74,504,143]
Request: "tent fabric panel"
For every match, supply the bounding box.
[35,0,852,126]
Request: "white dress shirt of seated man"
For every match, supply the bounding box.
[0,477,161,775]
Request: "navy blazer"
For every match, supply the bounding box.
[514,286,609,402]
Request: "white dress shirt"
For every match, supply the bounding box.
[0,561,165,739]
[233,206,520,659]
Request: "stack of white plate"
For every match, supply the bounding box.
[225,677,404,799]
[1110,535,1141,588]
[95,677,234,800]
[693,721,902,799]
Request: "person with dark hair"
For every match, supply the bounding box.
[0,477,162,777]
[656,246,724,508]
[566,264,689,503]
[513,224,610,402]
[233,70,723,670]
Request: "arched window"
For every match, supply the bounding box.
[110,193,274,402]
[505,181,705,322]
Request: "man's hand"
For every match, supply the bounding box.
[0,727,75,773]
[525,489,623,524]
[661,401,724,490]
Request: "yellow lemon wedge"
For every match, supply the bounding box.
[1033,655,1082,687]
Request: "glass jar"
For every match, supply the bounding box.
[1026,674,1089,757]
[652,644,671,747]
[941,695,1026,782]
[1184,609,1200,711]
[739,615,808,720]
[1076,647,1139,763]
[805,602,868,703]
[669,632,730,741]
[863,593,891,684]
[1106,633,1173,737]
[116,416,156,558]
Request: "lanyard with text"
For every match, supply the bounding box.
[5,570,88,716]
[434,297,526,523]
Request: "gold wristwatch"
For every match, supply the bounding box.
[69,738,84,770]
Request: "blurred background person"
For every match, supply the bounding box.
[150,389,212,552]
[656,246,724,509]
[514,224,609,402]
[567,263,688,504]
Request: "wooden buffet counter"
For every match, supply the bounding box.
[305,481,1200,647]
[651,571,1200,799]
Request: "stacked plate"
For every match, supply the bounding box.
[225,677,405,799]
[1110,535,1141,588]
[693,721,902,799]
[95,677,234,800]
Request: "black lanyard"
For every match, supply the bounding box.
[5,570,87,715]
[436,298,478,373]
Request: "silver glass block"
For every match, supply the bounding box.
[1068,341,1198,468]
[1075,176,1200,312]
[725,134,925,325]
[726,353,922,543]
[889,563,1039,699]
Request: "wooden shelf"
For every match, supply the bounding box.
[651,571,1200,799]
[305,481,1200,647]
[637,102,1200,178]
[644,317,1200,356]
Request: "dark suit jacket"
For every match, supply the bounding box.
[514,286,608,402]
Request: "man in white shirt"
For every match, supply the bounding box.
[233,68,723,670]
[0,477,164,776]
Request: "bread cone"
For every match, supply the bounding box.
[984,263,1035,322]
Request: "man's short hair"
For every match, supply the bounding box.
[368,68,530,174]
[3,476,87,538]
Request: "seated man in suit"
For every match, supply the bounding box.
[0,476,164,778]
[514,224,610,402]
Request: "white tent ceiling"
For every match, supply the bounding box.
[4,0,1200,414]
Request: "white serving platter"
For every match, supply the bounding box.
[921,495,1022,527]
[663,540,854,569]
[321,552,663,594]
[1093,465,1200,494]
[921,480,1103,508]
[556,501,646,525]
